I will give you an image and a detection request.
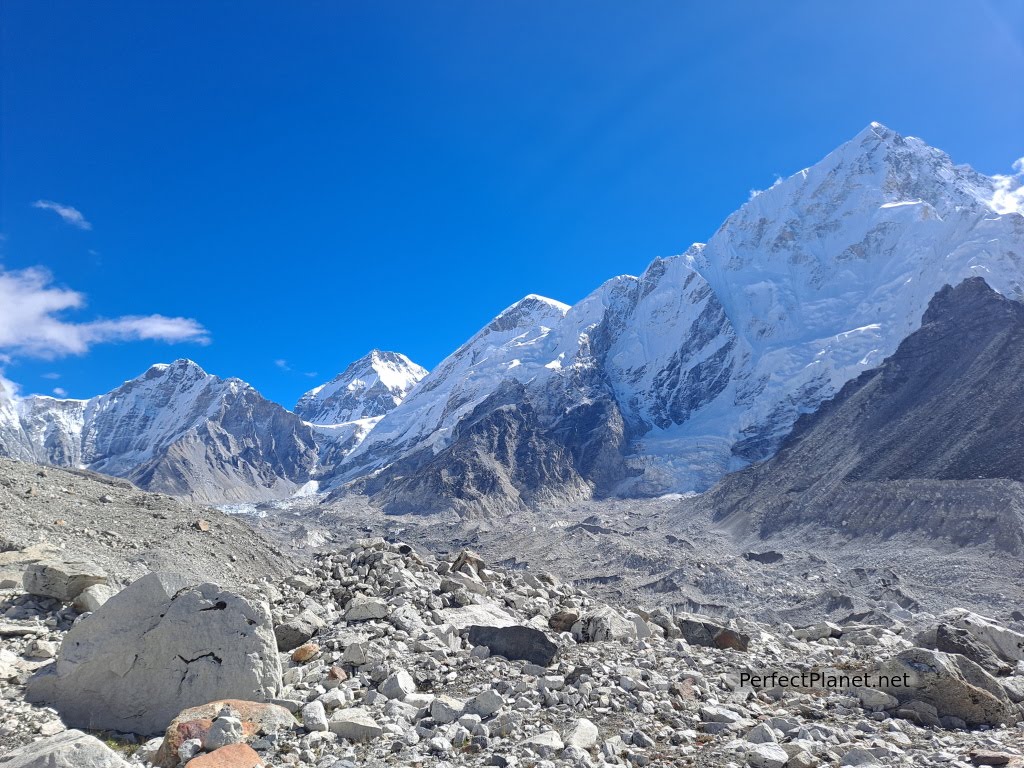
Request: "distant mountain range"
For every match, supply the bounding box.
[2,122,1022,510]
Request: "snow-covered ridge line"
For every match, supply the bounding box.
[2,122,1022,506]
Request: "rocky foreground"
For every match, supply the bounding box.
[2,536,1024,767]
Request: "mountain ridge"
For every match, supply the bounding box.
[2,122,1022,509]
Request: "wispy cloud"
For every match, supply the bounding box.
[749,176,783,201]
[41,372,61,379]
[52,387,67,397]
[31,200,93,230]
[990,157,1024,215]
[0,266,210,359]
[275,358,317,378]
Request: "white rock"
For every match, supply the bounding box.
[379,669,416,700]
[329,706,383,741]
[345,596,388,621]
[302,700,329,732]
[430,695,465,724]
[464,688,504,718]
[73,584,115,614]
[201,715,243,750]
[747,742,790,768]
[565,717,599,749]
[23,560,107,603]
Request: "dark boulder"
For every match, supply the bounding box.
[466,625,558,666]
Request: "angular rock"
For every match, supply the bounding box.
[565,717,599,749]
[430,695,465,724]
[22,559,107,603]
[581,607,637,643]
[676,614,750,651]
[877,647,1020,726]
[441,603,516,630]
[948,610,1024,663]
[747,742,789,768]
[344,596,388,621]
[329,707,383,741]
[274,609,324,651]
[379,668,416,700]
[154,700,295,767]
[522,730,564,755]
[72,583,116,614]
[184,743,264,768]
[0,729,131,768]
[301,701,328,732]
[935,623,1009,675]
[464,688,505,718]
[27,572,282,736]
[466,624,558,667]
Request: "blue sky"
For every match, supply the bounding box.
[1,1,1022,406]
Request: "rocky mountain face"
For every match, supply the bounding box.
[0,360,319,503]
[705,277,1024,551]
[327,123,1024,513]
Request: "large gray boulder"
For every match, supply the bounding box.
[0,729,130,768]
[27,572,281,735]
[877,647,1020,727]
[22,559,107,602]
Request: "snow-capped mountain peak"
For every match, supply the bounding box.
[295,350,427,426]
[328,123,1024,507]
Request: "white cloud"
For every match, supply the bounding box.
[31,200,93,230]
[275,359,291,371]
[990,157,1024,215]
[41,372,60,379]
[52,387,67,397]
[0,266,210,359]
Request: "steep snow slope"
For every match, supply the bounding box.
[336,122,1024,500]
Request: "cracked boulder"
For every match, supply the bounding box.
[26,572,281,736]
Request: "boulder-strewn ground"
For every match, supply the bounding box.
[3,533,1024,766]
[0,457,295,591]
[3,457,1024,766]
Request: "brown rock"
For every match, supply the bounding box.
[185,743,263,768]
[291,642,320,663]
[154,700,294,768]
[548,609,581,633]
[452,550,486,576]
[327,665,348,683]
[194,519,211,532]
